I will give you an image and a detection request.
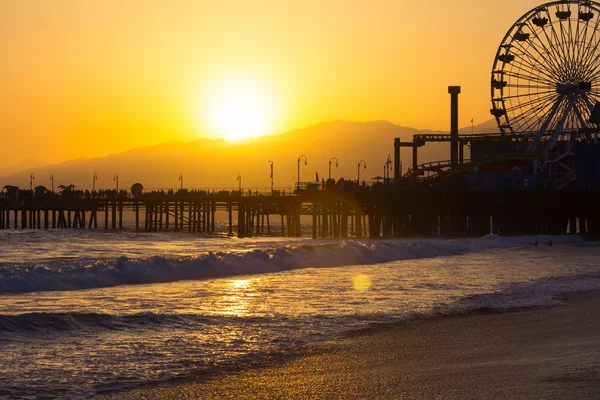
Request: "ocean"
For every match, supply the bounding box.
[1,229,599,398]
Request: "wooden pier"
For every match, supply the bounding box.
[1,184,598,238]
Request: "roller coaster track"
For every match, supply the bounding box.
[404,153,542,181]
[412,133,507,145]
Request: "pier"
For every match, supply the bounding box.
[1,180,597,238]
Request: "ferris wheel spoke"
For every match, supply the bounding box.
[573,10,597,71]
[523,21,566,77]
[575,43,596,80]
[509,48,560,83]
[576,19,600,78]
[579,8,600,63]
[497,89,557,100]
[581,61,600,83]
[558,19,578,77]
[544,9,573,70]
[508,91,559,113]
[573,9,584,63]
[505,84,555,90]
[508,95,560,120]
[557,18,579,77]
[523,18,569,76]
[511,95,561,131]
[505,57,557,85]
[510,37,562,80]
[504,90,557,110]
[579,40,600,78]
[502,70,555,86]
[505,91,558,113]
[535,19,571,78]
[518,105,557,133]
[507,96,561,132]
[580,40,600,81]
[563,12,575,68]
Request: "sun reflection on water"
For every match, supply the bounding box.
[219,278,256,317]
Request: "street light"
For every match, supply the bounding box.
[178,173,183,190]
[383,161,387,183]
[114,173,119,191]
[237,173,242,193]
[30,173,35,191]
[297,155,308,191]
[93,173,98,191]
[328,157,339,180]
[357,160,367,183]
[268,160,274,192]
[50,174,54,193]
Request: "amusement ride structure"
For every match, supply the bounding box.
[490,0,600,185]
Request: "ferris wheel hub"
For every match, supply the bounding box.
[556,82,592,94]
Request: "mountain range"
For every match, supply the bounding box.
[0,119,500,190]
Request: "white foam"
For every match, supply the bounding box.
[0,234,584,294]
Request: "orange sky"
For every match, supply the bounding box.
[1,0,547,169]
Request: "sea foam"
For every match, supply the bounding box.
[0,234,583,294]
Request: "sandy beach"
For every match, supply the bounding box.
[103,292,600,399]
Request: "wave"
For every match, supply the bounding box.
[2,271,599,337]
[0,311,272,335]
[0,234,584,294]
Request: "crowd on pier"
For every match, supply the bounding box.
[0,177,380,206]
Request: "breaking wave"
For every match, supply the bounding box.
[0,235,583,294]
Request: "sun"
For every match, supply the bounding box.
[203,79,276,142]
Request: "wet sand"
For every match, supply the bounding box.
[104,293,600,399]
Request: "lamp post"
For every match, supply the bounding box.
[386,155,392,184]
[357,160,367,183]
[30,173,35,191]
[178,173,183,190]
[297,155,308,192]
[114,173,119,191]
[328,157,339,180]
[268,160,274,192]
[50,174,54,193]
[237,173,242,193]
[93,173,98,192]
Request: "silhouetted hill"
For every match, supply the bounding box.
[0,120,499,190]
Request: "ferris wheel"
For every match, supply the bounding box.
[490,1,600,154]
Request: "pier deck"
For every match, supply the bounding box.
[1,184,597,238]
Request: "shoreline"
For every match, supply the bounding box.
[102,292,600,399]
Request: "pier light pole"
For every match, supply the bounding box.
[268,161,274,192]
[237,173,242,193]
[30,173,35,191]
[93,173,98,192]
[297,155,307,192]
[358,160,367,183]
[50,174,54,193]
[328,157,339,180]
[114,173,119,191]
[179,173,183,190]
[386,155,392,184]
